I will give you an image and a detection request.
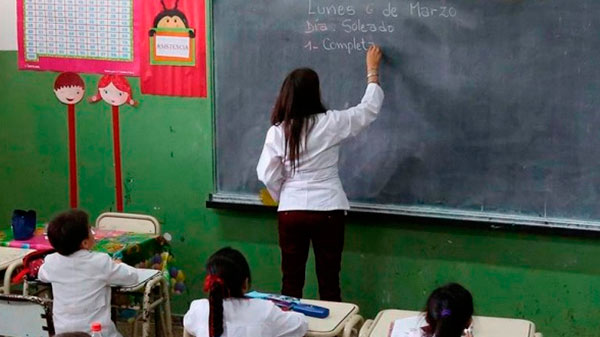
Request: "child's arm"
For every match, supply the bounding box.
[101,255,139,286]
[37,259,50,283]
[265,301,308,337]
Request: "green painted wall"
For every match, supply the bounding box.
[1,49,599,337]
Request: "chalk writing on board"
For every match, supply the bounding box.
[305,19,395,33]
[305,20,333,33]
[307,0,404,17]
[304,41,320,50]
[341,19,395,33]
[322,36,372,53]
[308,0,357,16]
[303,1,459,54]
[304,36,372,54]
[409,2,457,18]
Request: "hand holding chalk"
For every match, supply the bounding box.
[366,45,382,84]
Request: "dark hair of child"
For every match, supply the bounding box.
[47,209,90,256]
[203,247,252,337]
[423,283,474,337]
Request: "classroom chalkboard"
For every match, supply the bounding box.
[212,0,600,230]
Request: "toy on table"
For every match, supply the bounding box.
[134,252,186,295]
[246,291,329,318]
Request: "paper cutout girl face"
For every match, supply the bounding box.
[100,83,131,106]
[89,75,137,107]
[54,72,85,105]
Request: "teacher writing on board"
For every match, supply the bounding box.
[257,45,384,301]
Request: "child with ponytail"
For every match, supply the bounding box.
[392,283,474,337]
[183,247,308,337]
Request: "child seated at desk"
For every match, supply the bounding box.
[391,283,474,337]
[38,210,139,337]
[184,247,308,337]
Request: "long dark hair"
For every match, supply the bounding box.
[423,283,474,337]
[204,247,251,337]
[271,68,327,172]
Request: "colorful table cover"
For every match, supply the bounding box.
[0,225,185,294]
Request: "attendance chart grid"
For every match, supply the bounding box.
[23,0,133,62]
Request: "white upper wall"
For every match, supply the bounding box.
[0,0,17,51]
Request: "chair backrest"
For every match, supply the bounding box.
[0,294,54,337]
[95,212,160,234]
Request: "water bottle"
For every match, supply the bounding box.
[90,322,103,337]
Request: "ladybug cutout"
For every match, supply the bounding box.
[149,0,195,38]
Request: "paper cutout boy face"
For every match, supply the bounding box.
[100,83,130,106]
[54,72,85,105]
[55,86,85,105]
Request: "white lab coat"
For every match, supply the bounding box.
[184,298,308,337]
[38,250,139,337]
[257,83,384,211]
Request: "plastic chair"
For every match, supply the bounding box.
[95,212,161,234]
[0,294,54,337]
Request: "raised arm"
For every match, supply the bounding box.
[325,45,385,143]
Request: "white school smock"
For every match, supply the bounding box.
[257,83,384,211]
[38,250,139,337]
[389,316,428,337]
[390,316,472,337]
[183,298,308,337]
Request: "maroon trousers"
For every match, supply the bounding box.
[278,210,345,302]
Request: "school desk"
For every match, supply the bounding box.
[114,268,174,337]
[181,299,363,337]
[302,299,363,337]
[358,309,542,337]
[0,226,181,294]
[0,247,34,294]
[0,225,170,264]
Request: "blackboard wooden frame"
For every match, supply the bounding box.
[207,193,600,232]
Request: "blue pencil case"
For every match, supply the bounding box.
[246,291,329,318]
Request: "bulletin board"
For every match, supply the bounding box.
[17,0,141,75]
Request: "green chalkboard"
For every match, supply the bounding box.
[212,0,600,230]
